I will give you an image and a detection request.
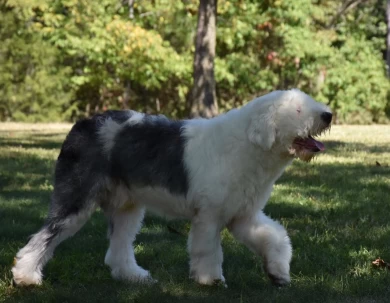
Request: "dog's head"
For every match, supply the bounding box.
[247,89,332,162]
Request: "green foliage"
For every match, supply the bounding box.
[0,0,389,123]
[215,0,390,123]
[0,1,73,121]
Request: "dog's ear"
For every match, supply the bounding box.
[247,109,276,150]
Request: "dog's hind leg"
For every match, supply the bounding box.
[12,193,97,286]
[104,205,152,282]
[11,206,96,286]
[228,211,292,286]
[187,212,225,286]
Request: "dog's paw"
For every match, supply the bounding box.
[213,278,228,288]
[12,266,42,286]
[190,271,226,287]
[264,262,290,287]
[111,266,156,284]
[267,272,290,287]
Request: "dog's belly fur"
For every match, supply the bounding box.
[120,182,274,222]
[118,170,285,224]
[129,187,193,219]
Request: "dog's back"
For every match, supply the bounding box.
[52,111,132,218]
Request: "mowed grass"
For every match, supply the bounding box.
[0,123,389,303]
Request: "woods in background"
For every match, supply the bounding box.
[0,0,390,123]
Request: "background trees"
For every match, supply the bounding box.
[0,0,389,123]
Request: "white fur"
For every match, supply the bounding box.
[99,110,144,156]
[104,206,153,282]
[228,212,292,284]
[187,211,225,285]
[12,228,52,286]
[126,112,145,125]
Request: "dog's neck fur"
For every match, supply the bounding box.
[186,101,294,187]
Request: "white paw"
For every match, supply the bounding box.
[111,266,156,283]
[190,271,227,287]
[264,262,291,286]
[12,265,42,286]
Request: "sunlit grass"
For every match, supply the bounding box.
[0,124,389,303]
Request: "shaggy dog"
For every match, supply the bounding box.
[12,89,332,287]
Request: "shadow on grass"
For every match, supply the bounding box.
[325,140,390,155]
[0,133,66,150]
[0,157,56,195]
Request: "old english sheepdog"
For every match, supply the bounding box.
[12,89,332,287]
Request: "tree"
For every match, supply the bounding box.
[0,1,72,122]
[387,0,390,77]
[189,0,218,118]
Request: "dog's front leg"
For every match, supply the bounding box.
[228,211,292,286]
[187,212,225,286]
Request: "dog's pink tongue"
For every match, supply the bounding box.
[293,136,325,152]
[307,136,325,151]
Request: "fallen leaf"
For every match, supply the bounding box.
[372,258,390,270]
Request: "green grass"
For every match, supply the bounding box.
[1,124,390,303]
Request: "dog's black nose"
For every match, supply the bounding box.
[321,112,332,125]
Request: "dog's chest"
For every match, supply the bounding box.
[223,162,287,215]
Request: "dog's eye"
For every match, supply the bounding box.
[296,109,301,113]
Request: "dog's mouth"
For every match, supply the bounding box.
[292,135,325,162]
[293,135,325,153]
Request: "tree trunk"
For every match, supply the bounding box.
[128,0,134,19]
[122,80,131,109]
[189,0,218,118]
[387,0,390,77]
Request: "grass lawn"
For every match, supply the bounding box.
[0,123,390,303]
